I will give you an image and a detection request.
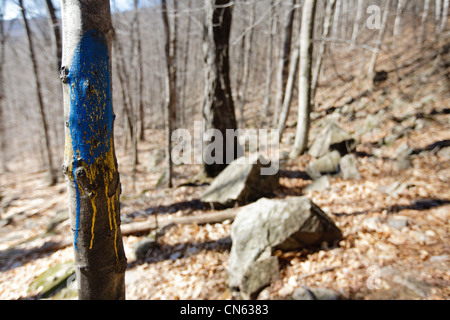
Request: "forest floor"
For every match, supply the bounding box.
[0,33,449,300]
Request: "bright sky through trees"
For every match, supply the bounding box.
[2,0,156,20]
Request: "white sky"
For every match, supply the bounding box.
[3,0,149,20]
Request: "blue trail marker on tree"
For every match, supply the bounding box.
[61,0,126,300]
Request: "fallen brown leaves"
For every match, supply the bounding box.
[0,31,449,300]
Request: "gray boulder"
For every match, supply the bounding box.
[388,216,410,230]
[339,154,361,180]
[291,286,345,300]
[308,122,355,158]
[28,261,76,298]
[201,154,279,208]
[306,150,341,179]
[394,143,413,170]
[304,176,330,192]
[132,232,158,260]
[228,197,342,298]
[378,266,432,299]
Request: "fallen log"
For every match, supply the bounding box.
[121,209,237,236]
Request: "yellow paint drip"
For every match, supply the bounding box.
[89,195,97,249]
[67,132,119,260]
[111,192,119,260]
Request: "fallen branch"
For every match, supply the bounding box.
[121,209,237,236]
[298,265,341,281]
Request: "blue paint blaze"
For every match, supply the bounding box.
[67,30,114,249]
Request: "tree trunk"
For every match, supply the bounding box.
[311,0,336,104]
[276,40,299,141]
[180,0,193,127]
[161,0,178,188]
[44,0,62,72]
[368,0,391,76]
[262,0,275,124]
[419,0,431,46]
[435,0,442,36]
[393,0,405,47]
[134,0,145,141]
[202,0,238,178]
[19,0,56,185]
[60,0,127,300]
[438,0,448,35]
[350,0,363,50]
[272,0,297,127]
[0,0,6,172]
[331,0,341,48]
[113,35,138,170]
[290,0,317,158]
[237,1,256,129]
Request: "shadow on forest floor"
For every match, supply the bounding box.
[280,169,312,180]
[125,199,212,220]
[411,139,450,155]
[0,238,56,272]
[128,236,232,268]
[333,198,450,217]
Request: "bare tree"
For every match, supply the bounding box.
[435,0,442,36]
[0,0,6,172]
[179,0,193,128]
[368,0,391,76]
[202,0,238,177]
[350,0,363,50]
[290,0,317,158]
[44,0,62,73]
[113,36,138,170]
[393,0,406,47]
[19,0,56,185]
[419,0,431,46]
[276,39,299,141]
[134,0,145,141]
[331,0,341,48]
[237,0,256,128]
[262,0,275,123]
[311,0,336,104]
[438,0,449,35]
[272,0,297,127]
[60,0,127,299]
[161,0,178,187]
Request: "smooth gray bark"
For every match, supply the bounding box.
[290,0,317,158]
[276,40,299,141]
